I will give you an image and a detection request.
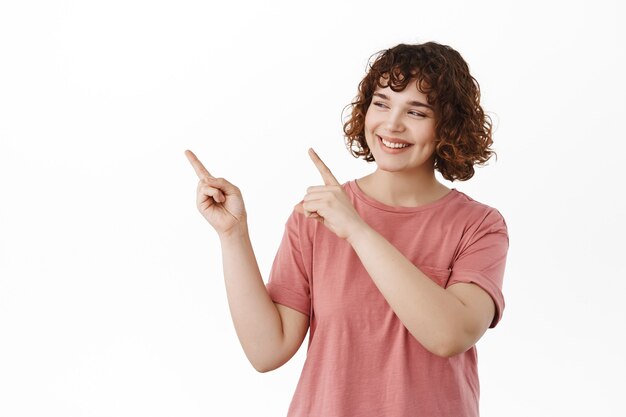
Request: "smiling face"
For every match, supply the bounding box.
[364,79,438,175]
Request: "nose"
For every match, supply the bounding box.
[385,110,405,132]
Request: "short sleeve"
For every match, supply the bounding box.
[448,208,510,328]
[265,207,311,316]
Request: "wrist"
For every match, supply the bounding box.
[219,221,250,243]
[346,220,372,246]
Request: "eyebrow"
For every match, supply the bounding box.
[372,92,433,109]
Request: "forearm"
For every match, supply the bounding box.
[347,224,467,357]
[219,224,284,371]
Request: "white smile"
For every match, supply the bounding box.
[378,136,412,149]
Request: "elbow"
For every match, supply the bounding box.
[253,365,272,373]
[433,343,466,358]
[432,316,484,358]
[409,316,481,358]
[430,332,472,358]
[251,357,281,373]
[251,359,275,373]
[242,343,282,373]
[246,339,292,373]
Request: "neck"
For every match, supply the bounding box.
[362,167,449,207]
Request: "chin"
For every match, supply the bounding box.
[374,160,410,172]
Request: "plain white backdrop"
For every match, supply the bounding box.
[1,0,624,416]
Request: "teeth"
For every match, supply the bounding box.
[380,137,410,148]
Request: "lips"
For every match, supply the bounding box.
[377,135,412,145]
[377,136,413,151]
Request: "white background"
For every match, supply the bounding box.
[1,0,625,416]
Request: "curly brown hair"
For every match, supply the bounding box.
[342,42,496,182]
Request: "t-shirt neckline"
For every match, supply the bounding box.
[348,179,458,213]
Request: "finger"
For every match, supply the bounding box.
[295,202,321,218]
[303,192,326,202]
[302,201,325,218]
[198,182,225,202]
[185,149,214,180]
[199,185,226,204]
[204,176,240,196]
[308,148,340,186]
[306,185,329,194]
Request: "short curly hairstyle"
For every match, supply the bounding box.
[342,42,496,182]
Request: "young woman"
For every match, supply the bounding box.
[185,42,509,417]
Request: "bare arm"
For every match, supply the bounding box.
[347,225,495,358]
[184,150,308,372]
[220,224,309,372]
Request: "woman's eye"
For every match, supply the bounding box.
[409,111,427,117]
[372,101,387,108]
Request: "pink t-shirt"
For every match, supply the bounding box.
[266,179,509,417]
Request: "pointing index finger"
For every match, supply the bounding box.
[308,148,340,186]
[185,149,214,180]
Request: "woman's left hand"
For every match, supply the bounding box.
[294,148,367,241]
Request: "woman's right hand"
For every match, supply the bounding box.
[184,149,247,237]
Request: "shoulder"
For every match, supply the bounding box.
[285,198,318,241]
[449,190,508,234]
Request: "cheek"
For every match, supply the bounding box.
[363,110,377,137]
[363,125,376,147]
